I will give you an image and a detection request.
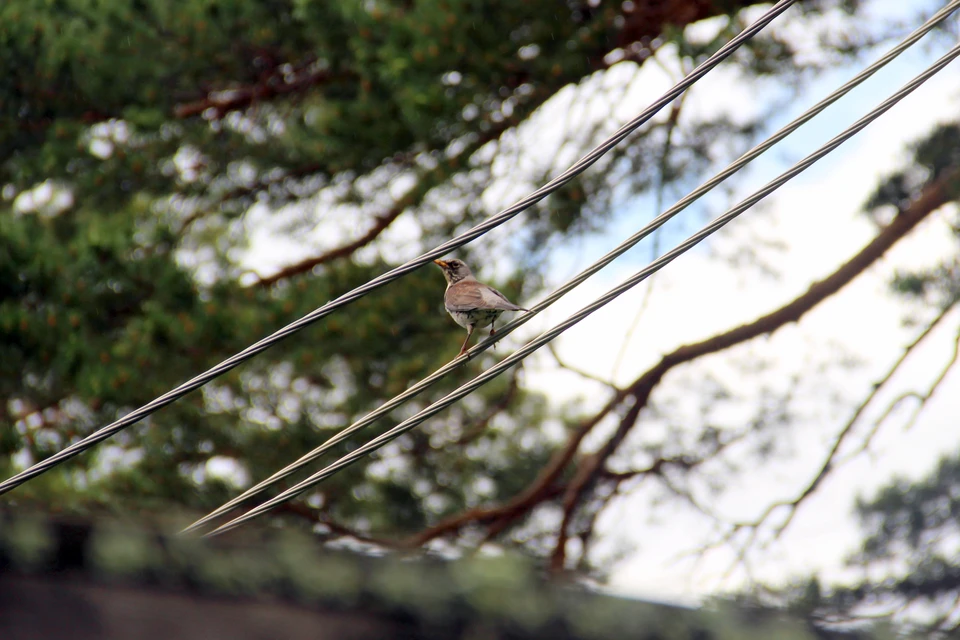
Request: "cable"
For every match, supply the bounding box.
[182,0,960,534]
[0,0,801,497]
[203,39,960,537]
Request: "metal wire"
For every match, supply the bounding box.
[0,0,800,497]
[204,40,960,537]
[182,0,960,535]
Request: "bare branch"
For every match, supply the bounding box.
[686,305,960,579]
[176,163,326,236]
[546,342,621,392]
[278,502,402,548]
[252,115,520,286]
[545,166,960,570]
[901,321,960,432]
[834,304,958,458]
[611,89,689,380]
[398,483,566,548]
[766,305,960,537]
[254,205,407,287]
[845,311,960,461]
[397,386,646,547]
[388,166,958,560]
[550,397,645,572]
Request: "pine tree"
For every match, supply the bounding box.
[3,1,957,595]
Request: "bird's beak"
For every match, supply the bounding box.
[433,259,448,268]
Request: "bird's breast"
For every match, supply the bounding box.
[446,308,503,329]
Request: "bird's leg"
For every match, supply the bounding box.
[458,325,475,356]
[489,322,497,350]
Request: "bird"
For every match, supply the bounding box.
[433,258,528,357]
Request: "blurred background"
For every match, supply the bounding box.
[2,0,959,636]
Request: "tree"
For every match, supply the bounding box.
[2,0,958,615]
[736,124,960,637]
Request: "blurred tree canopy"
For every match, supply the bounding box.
[3,0,960,635]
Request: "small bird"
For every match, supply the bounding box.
[434,258,528,357]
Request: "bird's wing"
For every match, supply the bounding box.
[480,285,524,311]
[444,283,487,312]
[446,282,523,312]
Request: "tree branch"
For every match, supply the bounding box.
[547,342,621,392]
[170,1,769,121]
[260,163,958,553]
[671,298,958,573]
[842,305,960,462]
[278,502,402,548]
[546,165,960,570]
[617,0,765,54]
[176,163,326,236]
[730,306,957,546]
[899,321,960,433]
[398,479,570,548]
[251,112,523,286]
[254,205,406,287]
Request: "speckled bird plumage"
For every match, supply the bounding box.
[434,258,527,357]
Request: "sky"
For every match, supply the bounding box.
[516,3,960,603]
[239,0,960,612]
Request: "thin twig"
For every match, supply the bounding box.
[547,342,621,391]
[542,167,958,572]
[611,70,689,380]
[842,304,959,461]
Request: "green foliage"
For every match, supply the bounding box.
[854,455,960,562]
[864,125,960,308]
[0,0,624,543]
[779,455,960,637]
[864,124,960,219]
[0,0,885,561]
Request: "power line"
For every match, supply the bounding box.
[0,0,800,497]
[204,39,960,537]
[182,0,960,534]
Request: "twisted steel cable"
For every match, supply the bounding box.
[182,0,960,534]
[204,39,960,537]
[0,0,800,496]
